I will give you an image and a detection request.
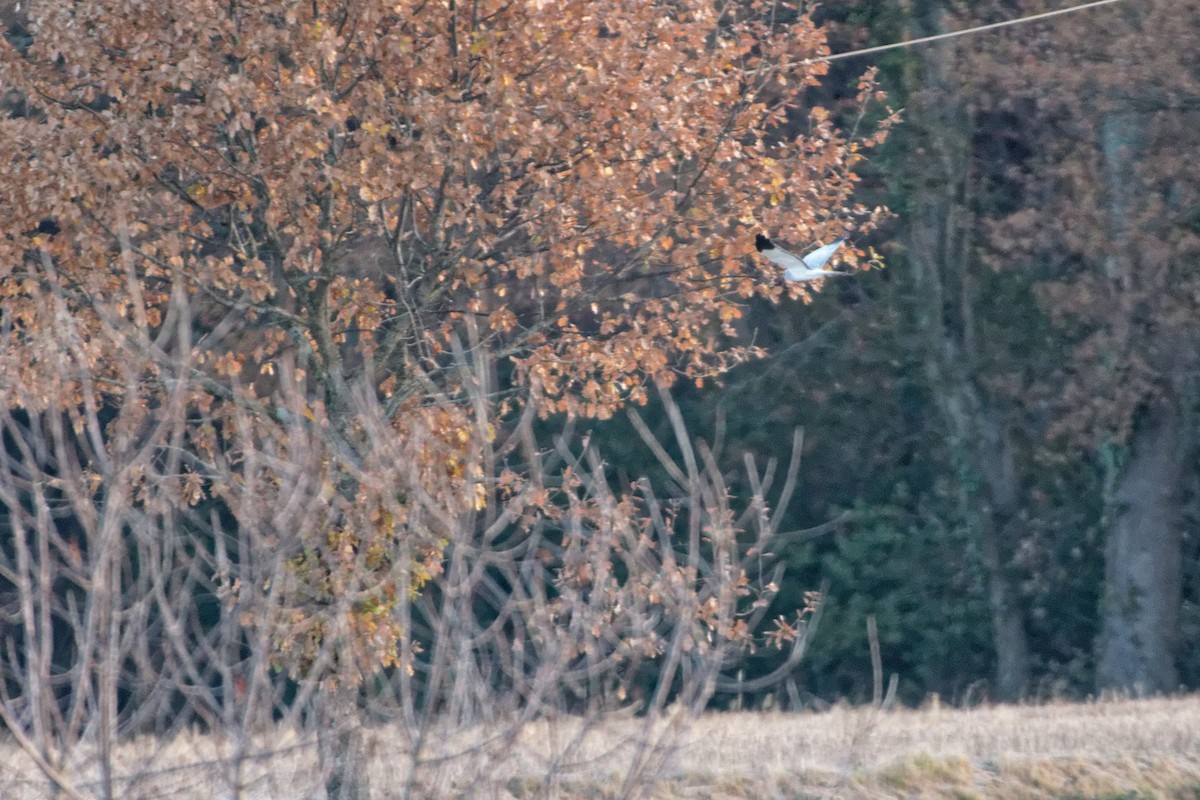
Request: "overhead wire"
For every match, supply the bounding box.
[806,0,1128,64]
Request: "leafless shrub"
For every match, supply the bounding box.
[0,268,288,799]
[0,285,815,800]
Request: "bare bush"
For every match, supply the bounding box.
[0,283,814,800]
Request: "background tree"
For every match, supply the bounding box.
[961,0,1200,694]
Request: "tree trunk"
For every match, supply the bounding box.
[1096,402,1183,693]
[1092,99,1183,694]
[976,483,1031,702]
[317,678,371,800]
[933,346,1031,701]
[905,6,1031,702]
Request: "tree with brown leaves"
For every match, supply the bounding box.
[1,1,891,797]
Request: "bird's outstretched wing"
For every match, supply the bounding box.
[755,234,847,283]
[800,240,844,270]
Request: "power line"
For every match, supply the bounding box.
[809,0,1128,64]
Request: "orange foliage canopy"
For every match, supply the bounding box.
[1,0,890,420]
[0,1,893,694]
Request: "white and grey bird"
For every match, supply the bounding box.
[755,234,847,282]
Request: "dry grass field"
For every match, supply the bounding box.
[2,694,1198,799]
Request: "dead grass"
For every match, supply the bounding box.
[2,695,1199,799]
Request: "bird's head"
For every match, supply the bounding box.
[754,233,774,252]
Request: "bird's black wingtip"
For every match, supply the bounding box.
[754,233,773,252]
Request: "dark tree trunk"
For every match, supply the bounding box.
[1096,402,1183,693]
[977,487,1031,702]
[1092,99,1184,694]
[933,346,1031,702]
[906,5,1031,702]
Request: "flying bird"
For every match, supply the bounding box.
[755,234,848,283]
